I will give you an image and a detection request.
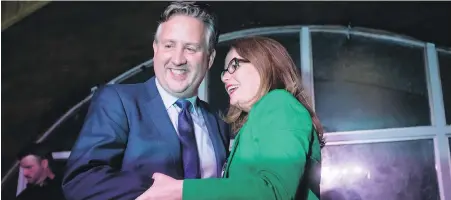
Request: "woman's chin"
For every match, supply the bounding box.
[229,100,237,107]
[229,97,239,107]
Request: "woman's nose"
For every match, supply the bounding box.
[221,71,231,83]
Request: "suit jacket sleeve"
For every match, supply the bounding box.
[62,86,152,200]
[183,90,314,200]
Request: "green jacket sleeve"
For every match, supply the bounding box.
[183,90,314,200]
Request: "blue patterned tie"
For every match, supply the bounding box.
[175,99,201,178]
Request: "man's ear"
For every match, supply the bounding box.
[153,40,158,57]
[208,49,216,69]
[41,159,49,168]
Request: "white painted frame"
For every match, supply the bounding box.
[301,27,451,200]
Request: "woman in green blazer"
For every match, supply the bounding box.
[136,36,325,200]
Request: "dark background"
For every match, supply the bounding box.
[2,1,451,194]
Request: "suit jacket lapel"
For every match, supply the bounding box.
[199,101,227,176]
[143,78,181,164]
[141,78,226,177]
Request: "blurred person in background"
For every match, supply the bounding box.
[16,143,65,200]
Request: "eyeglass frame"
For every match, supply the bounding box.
[220,57,250,78]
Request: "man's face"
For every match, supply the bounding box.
[19,155,46,185]
[153,15,215,98]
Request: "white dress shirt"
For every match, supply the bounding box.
[155,79,218,178]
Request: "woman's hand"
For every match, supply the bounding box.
[135,173,183,200]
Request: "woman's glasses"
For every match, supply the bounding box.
[221,57,250,78]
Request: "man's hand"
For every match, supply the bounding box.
[135,173,183,200]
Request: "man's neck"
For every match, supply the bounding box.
[37,171,55,186]
[47,172,55,180]
[155,77,199,110]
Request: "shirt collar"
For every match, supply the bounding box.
[155,78,199,115]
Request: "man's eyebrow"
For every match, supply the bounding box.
[159,39,175,43]
[160,39,200,45]
[184,42,203,47]
[159,40,205,50]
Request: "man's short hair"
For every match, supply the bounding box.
[155,1,219,54]
[17,143,53,163]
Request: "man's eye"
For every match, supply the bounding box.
[186,47,197,52]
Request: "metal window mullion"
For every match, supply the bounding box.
[52,151,71,159]
[198,73,209,103]
[325,126,440,145]
[426,43,451,200]
[300,27,315,110]
[446,125,451,136]
[308,26,425,48]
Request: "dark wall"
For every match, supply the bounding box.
[2,2,163,177]
[2,1,451,182]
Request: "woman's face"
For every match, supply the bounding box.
[221,48,261,111]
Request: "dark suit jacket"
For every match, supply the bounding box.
[62,77,230,200]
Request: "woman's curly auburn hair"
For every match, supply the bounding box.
[223,36,325,147]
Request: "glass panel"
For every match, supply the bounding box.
[44,103,90,152]
[312,32,430,132]
[208,32,301,114]
[208,40,233,114]
[449,137,451,156]
[438,51,451,125]
[263,33,301,69]
[321,139,439,200]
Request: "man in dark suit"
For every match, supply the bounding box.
[62,2,230,200]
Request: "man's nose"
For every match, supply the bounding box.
[171,48,187,66]
[23,170,30,177]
